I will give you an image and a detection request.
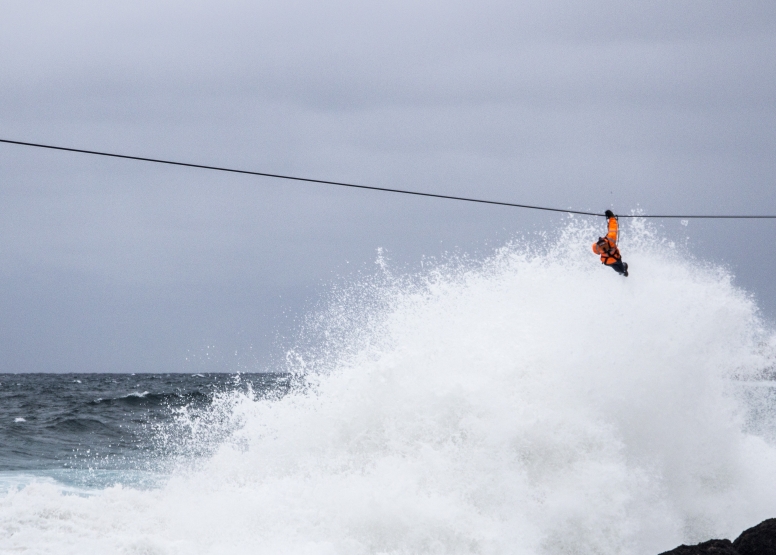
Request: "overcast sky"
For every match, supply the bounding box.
[1,0,775,372]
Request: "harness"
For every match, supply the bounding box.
[597,238,621,264]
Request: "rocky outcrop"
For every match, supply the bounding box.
[659,539,738,555]
[733,519,776,555]
[659,519,776,555]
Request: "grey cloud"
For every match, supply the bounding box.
[0,0,774,372]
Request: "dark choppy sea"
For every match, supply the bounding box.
[0,373,290,492]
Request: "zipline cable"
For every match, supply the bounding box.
[2,138,775,219]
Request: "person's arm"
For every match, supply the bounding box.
[605,213,618,243]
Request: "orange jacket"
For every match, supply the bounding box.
[591,216,621,265]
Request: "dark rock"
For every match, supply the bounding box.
[658,539,739,555]
[733,518,776,555]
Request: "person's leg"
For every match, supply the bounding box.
[608,260,627,275]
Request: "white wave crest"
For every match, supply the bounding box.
[2,221,776,555]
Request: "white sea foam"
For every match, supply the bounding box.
[0,473,59,495]
[2,220,776,555]
[124,391,150,398]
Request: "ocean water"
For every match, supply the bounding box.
[0,373,291,490]
[2,220,776,555]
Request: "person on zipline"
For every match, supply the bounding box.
[592,210,628,276]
